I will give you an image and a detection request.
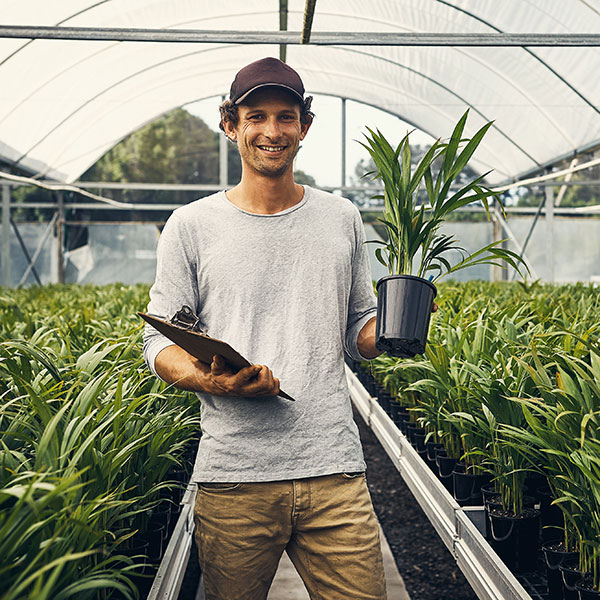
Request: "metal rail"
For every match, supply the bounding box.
[147,482,197,600]
[0,26,598,46]
[346,366,533,600]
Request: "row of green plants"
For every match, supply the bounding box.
[0,284,200,600]
[369,280,600,589]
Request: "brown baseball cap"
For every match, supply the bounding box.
[229,57,306,105]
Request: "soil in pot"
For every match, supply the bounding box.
[375,275,437,358]
[487,505,541,573]
[576,575,600,600]
[542,539,579,600]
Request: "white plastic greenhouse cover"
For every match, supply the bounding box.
[0,0,599,185]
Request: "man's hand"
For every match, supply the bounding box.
[209,354,280,398]
[357,301,439,360]
[154,345,280,398]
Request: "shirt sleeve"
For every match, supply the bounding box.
[344,206,378,361]
[142,212,200,377]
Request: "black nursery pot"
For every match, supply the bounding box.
[576,576,600,600]
[436,453,457,495]
[375,275,437,358]
[487,506,541,573]
[425,442,443,472]
[452,464,490,506]
[542,540,578,600]
[559,555,585,600]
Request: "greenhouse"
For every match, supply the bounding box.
[1,1,600,599]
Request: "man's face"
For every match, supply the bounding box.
[224,87,311,178]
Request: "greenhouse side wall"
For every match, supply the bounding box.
[2,218,600,286]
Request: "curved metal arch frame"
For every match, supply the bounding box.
[44,56,507,181]
[0,2,597,182]
[17,41,545,179]
[327,46,542,169]
[435,0,600,116]
[0,1,111,69]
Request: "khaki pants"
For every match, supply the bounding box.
[194,472,387,600]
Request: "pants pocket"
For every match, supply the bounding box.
[341,471,365,479]
[198,482,243,492]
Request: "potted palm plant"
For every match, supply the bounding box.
[361,109,527,357]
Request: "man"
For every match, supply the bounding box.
[143,57,387,599]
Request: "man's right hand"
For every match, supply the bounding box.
[154,345,280,398]
[209,354,280,398]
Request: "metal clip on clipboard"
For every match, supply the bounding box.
[140,305,295,402]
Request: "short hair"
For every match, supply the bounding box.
[219,95,314,135]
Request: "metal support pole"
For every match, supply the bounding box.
[2,184,10,287]
[57,191,65,284]
[545,183,554,283]
[11,218,42,285]
[219,96,228,189]
[279,0,288,62]
[341,98,347,188]
[18,212,58,287]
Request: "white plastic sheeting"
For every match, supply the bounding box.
[0,0,599,184]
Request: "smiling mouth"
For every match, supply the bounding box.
[257,145,286,152]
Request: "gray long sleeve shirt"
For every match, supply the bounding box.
[143,186,377,482]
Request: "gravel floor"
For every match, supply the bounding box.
[356,408,479,600]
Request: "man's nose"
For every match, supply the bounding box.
[264,117,282,138]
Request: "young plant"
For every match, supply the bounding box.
[360,110,527,281]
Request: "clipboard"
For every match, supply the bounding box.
[139,311,295,402]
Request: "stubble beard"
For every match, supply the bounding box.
[240,140,299,179]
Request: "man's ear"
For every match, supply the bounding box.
[223,119,237,141]
[299,116,312,141]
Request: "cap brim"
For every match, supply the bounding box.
[234,83,304,104]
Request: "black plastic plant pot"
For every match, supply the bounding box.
[375,275,437,358]
[437,454,457,495]
[390,400,403,424]
[576,576,600,600]
[395,409,411,433]
[413,430,427,453]
[559,556,585,600]
[542,540,578,600]
[537,489,564,542]
[487,506,541,573]
[378,392,391,415]
[481,482,501,506]
[452,464,490,506]
[425,442,443,472]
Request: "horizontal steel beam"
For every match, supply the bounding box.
[0,26,598,46]
[8,200,600,216]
